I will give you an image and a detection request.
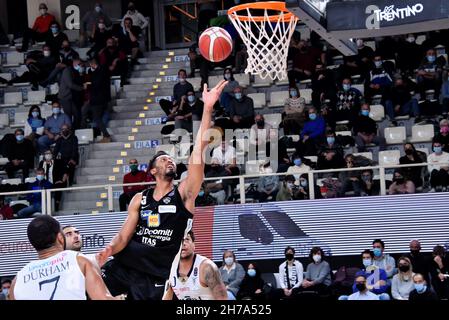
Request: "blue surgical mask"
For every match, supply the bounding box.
[32,111,39,118]
[300,180,308,187]
[224,257,234,266]
[290,90,298,97]
[373,248,382,257]
[343,84,351,91]
[247,269,256,277]
[95,6,101,13]
[414,283,426,293]
[2,288,8,296]
[309,113,317,121]
[361,110,370,117]
[74,65,84,73]
[427,55,436,63]
[434,146,443,154]
[198,191,205,197]
[374,60,382,68]
[187,95,195,103]
[327,137,335,145]
[51,27,59,34]
[235,93,242,100]
[294,159,302,166]
[224,73,231,80]
[53,108,61,115]
[16,135,24,142]
[363,258,372,267]
[36,175,44,181]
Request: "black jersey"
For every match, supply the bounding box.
[114,186,193,279]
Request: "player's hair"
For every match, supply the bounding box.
[373,239,385,248]
[149,151,170,170]
[62,225,74,231]
[361,249,374,258]
[187,230,195,242]
[27,215,62,251]
[284,246,295,255]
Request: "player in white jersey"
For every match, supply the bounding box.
[63,225,100,269]
[163,231,227,300]
[8,215,123,300]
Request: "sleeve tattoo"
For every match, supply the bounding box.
[203,262,228,300]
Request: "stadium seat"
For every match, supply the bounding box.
[264,113,282,128]
[4,52,24,66]
[352,84,364,95]
[0,113,9,128]
[417,147,429,156]
[1,92,23,106]
[336,131,352,137]
[415,35,426,45]
[365,41,376,51]
[0,157,8,165]
[253,75,273,88]
[369,104,385,121]
[208,75,222,88]
[268,91,289,108]
[0,73,12,81]
[353,152,373,160]
[75,129,94,145]
[11,112,27,128]
[300,88,312,105]
[384,127,406,144]
[25,90,46,105]
[234,73,250,88]
[247,92,266,109]
[410,124,434,143]
[304,156,318,163]
[189,77,201,91]
[245,160,265,174]
[1,178,22,185]
[24,177,36,183]
[378,150,400,166]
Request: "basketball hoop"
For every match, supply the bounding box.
[228,1,298,81]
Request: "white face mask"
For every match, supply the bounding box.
[313,254,322,263]
[43,50,51,57]
[224,257,234,266]
[407,36,415,43]
[40,9,47,15]
[98,23,105,30]
[44,154,53,161]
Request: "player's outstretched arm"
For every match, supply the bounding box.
[96,193,141,267]
[201,261,228,300]
[179,80,228,212]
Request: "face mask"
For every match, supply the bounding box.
[294,159,302,166]
[247,269,256,277]
[44,154,52,161]
[434,146,443,154]
[43,50,51,57]
[98,23,106,30]
[74,65,84,73]
[313,254,322,263]
[256,120,265,127]
[427,55,436,63]
[130,164,138,172]
[16,135,24,142]
[290,90,298,97]
[224,257,234,266]
[373,248,382,257]
[198,190,205,197]
[414,283,426,293]
[36,175,44,181]
[410,249,420,256]
[441,127,449,134]
[2,288,8,296]
[32,111,39,118]
[287,182,294,189]
[399,265,410,273]
[53,108,60,115]
[40,9,47,15]
[179,77,186,83]
[235,93,242,100]
[187,95,195,103]
[343,84,351,91]
[394,177,405,184]
[362,175,371,182]
[285,253,294,261]
[90,66,97,72]
[355,283,366,292]
[363,258,372,267]
[51,27,59,34]
[405,149,414,155]
[374,60,382,68]
[407,37,415,43]
[224,73,231,80]
[95,6,102,13]
[356,39,364,48]
[300,180,307,188]
[361,110,370,117]
[327,137,335,145]
[309,113,317,121]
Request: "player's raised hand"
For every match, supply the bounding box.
[96,244,112,267]
[202,80,228,112]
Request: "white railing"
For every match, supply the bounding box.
[0,161,443,216]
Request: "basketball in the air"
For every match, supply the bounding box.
[198,27,233,62]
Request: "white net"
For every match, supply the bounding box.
[228,5,298,81]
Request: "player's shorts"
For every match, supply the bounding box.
[101,259,166,300]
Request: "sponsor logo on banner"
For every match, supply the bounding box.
[144,117,167,126]
[113,191,121,199]
[174,55,189,62]
[164,75,178,82]
[374,4,424,22]
[156,96,173,103]
[134,140,159,149]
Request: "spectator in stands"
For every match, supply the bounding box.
[298,106,325,156]
[416,48,443,100]
[311,63,336,109]
[288,40,323,86]
[286,154,311,180]
[38,150,68,212]
[58,57,86,129]
[353,103,386,152]
[345,274,379,300]
[17,3,55,52]
[41,40,78,87]
[98,37,128,85]
[205,158,229,205]
[406,240,430,284]
[16,168,52,218]
[81,57,111,143]
[282,86,306,135]
[276,175,297,202]
[409,273,439,301]
[37,101,72,153]
[174,93,194,132]
[53,124,79,185]
[388,169,416,195]
[427,140,449,192]
[339,154,363,197]
[0,196,13,220]
[211,139,239,177]
[399,143,426,189]
[391,256,415,300]
[430,245,449,299]
[229,86,255,129]
[237,263,266,301]
[435,119,449,153]
[372,239,396,285]
[25,105,45,144]
[219,250,245,300]
[249,114,274,157]
[5,128,34,181]
[397,34,422,76]
[121,2,149,31]
[116,17,141,66]
[300,247,331,295]
[88,17,113,59]
[81,2,112,47]
[360,169,380,197]
[295,173,322,200]
[365,53,393,103]
[0,279,11,300]
[220,68,239,114]
[195,183,217,207]
[271,246,303,300]
[159,69,194,119]
[45,21,68,58]
[384,78,421,123]
[119,159,151,212]
[257,162,279,202]
[333,78,362,128]
[317,131,345,170]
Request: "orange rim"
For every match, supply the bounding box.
[227,1,296,22]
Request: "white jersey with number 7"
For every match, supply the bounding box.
[14,250,86,300]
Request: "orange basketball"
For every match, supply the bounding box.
[199,27,233,62]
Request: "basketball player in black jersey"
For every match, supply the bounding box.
[96,80,228,300]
